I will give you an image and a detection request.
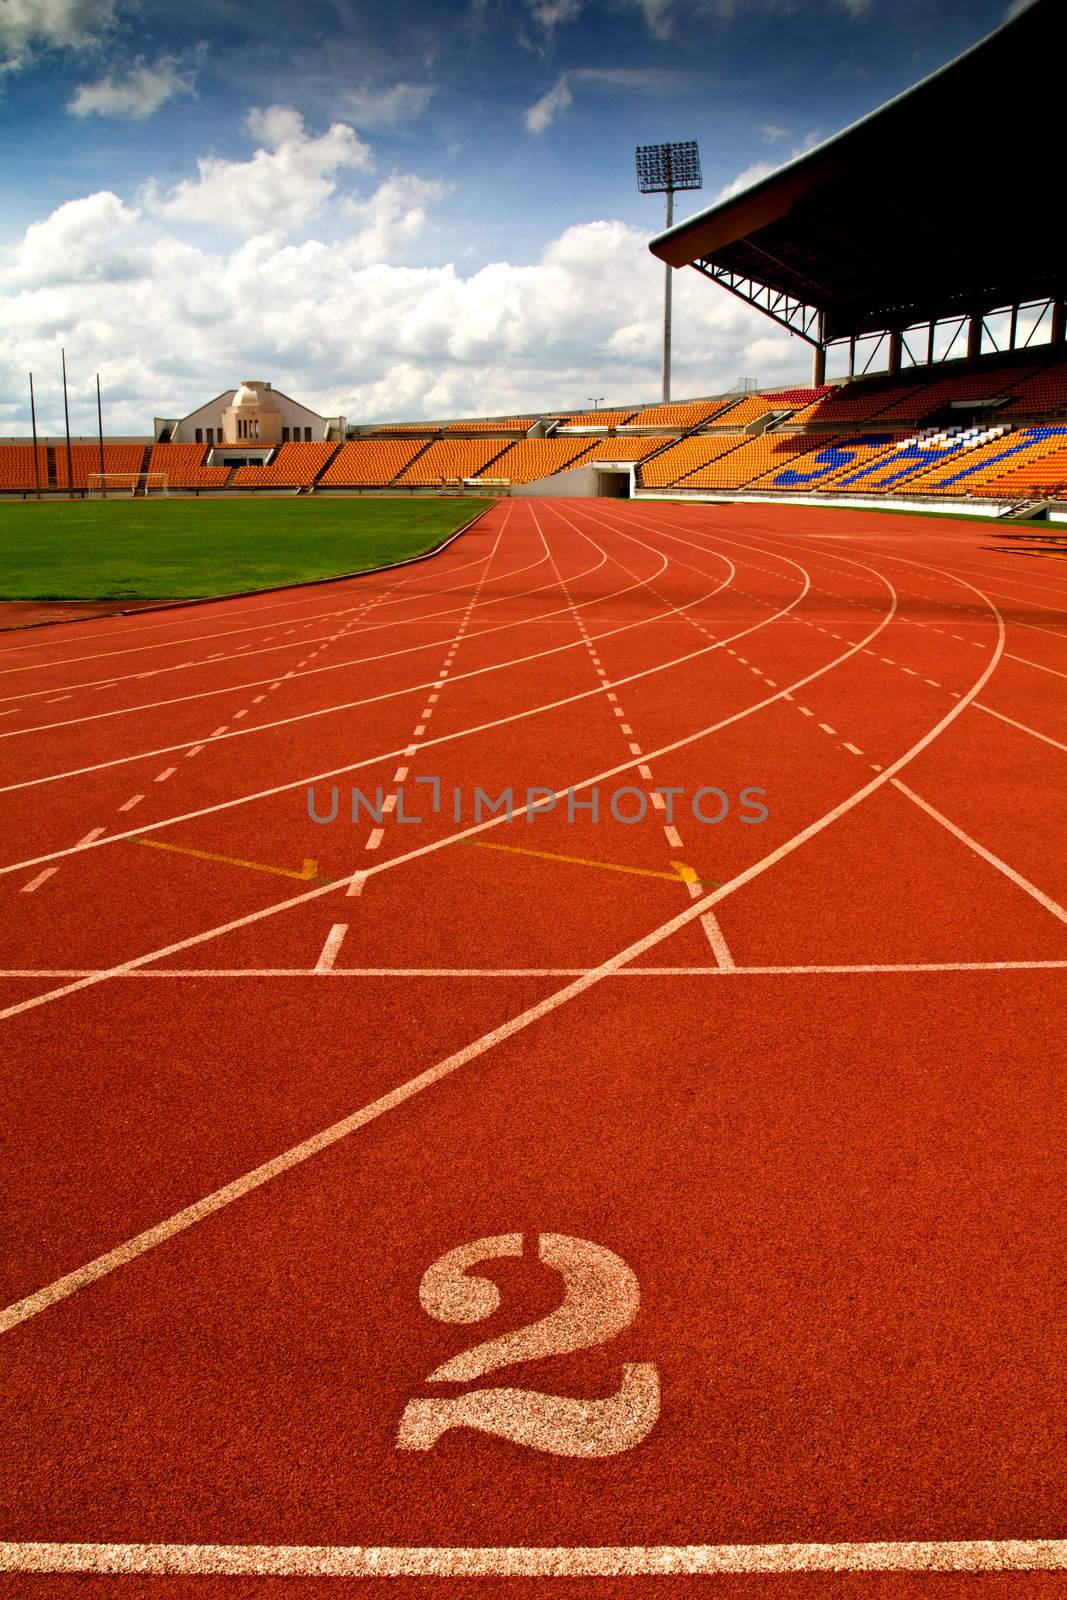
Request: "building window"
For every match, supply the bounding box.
[195,427,203,443]
[282,427,290,443]
[206,428,214,445]
[304,426,312,441]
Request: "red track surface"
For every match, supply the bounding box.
[0,499,1064,1596]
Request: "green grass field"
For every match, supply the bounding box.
[0,498,491,600]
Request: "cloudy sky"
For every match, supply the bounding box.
[1,0,1015,433]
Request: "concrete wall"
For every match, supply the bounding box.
[512,463,634,498]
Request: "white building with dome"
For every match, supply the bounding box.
[154,382,345,460]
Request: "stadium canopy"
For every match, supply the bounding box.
[649,0,1064,380]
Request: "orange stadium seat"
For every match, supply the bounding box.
[489,438,595,483]
[52,443,146,488]
[638,435,748,488]
[395,438,512,485]
[974,442,1067,498]
[231,442,338,488]
[319,439,427,486]
[627,399,728,428]
[445,417,535,433]
[677,432,835,490]
[702,395,776,429]
[148,443,230,488]
[747,433,904,492]
[873,364,1037,423]
[901,425,1067,497]
[559,409,638,428]
[579,438,672,463]
[0,445,49,490]
[998,362,1067,417]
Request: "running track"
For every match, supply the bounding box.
[0,499,1064,1597]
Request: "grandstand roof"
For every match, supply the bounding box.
[649,0,1062,343]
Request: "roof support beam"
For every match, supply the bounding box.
[691,260,822,346]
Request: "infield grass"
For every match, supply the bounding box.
[0,497,490,600]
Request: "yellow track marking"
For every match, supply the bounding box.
[470,839,710,886]
[137,839,319,882]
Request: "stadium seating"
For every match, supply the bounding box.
[873,365,1037,423]
[319,439,427,486]
[750,433,904,492]
[559,409,637,429]
[0,445,49,490]
[638,435,748,488]
[999,364,1067,417]
[231,442,337,488]
[52,443,146,489]
[626,399,728,428]
[579,438,672,463]
[395,438,512,485]
[974,441,1067,498]
[702,395,777,429]
[445,417,535,433]
[148,443,230,488]
[901,425,1067,496]
[675,432,835,490]
[488,438,595,483]
[760,386,831,406]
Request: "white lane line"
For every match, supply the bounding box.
[314,924,347,973]
[893,779,1067,927]
[344,871,367,898]
[0,1540,1062,1578]
[154,767,176,783]
[699,909,734,970]
[975,702,1067,754]
[365,829,384,851]
[20,867,58,894]
[118,794,144,812]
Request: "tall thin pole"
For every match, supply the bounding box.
[61,348,75,499]
[96,373,107,498]
[662,189,674,404]
[29,374,42,500]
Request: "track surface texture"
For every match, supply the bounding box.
[0,499,1063,1598]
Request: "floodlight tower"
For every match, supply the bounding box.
[636,140,702,404]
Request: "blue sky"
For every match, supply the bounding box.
[0,0,1017,432]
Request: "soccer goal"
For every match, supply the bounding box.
[86,473,169,498]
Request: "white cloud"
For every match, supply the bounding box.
[341,175,445,265]
[527,0,584,38]
[345,82,433,129]
[525,74,572,133]
[0,0,118,71]
[142,106,373,235]
[761,122,789,142]
[0,178,809,437]
[716,159,778,201]
[67,53,198,119]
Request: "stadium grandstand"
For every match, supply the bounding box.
[3,3,1065,518]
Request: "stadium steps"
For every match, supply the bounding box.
[309,440,344,491]
[998,498,1048,520]
[45,447,57,489]
[474,439,520,478]
[388,436,437,483]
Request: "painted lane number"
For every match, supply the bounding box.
[396,1232,659,1456]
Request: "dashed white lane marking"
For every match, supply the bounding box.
[798,705,814,716]
[345,871,367,898]
[662,825,683,850]
[894,779,1067,926]
[699,909,735,970]
[818,723,836,736]
[1,1539,1061,1577]
[924,679,941,688]
[638,763,654,781]
[628,740,642,755]
[232,709,248,720]
[118,794,144,812]
[364,829,384,851]
[75,827,106,846]
[392,766,409,783]
[210,725,228,737]
[314,923,347,973]
[154,767,176,782]
[20,867,58,894]
[382,795,397,814]
[184,745,204,759]
[843,742,864,756]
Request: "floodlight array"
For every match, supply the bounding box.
[635,141,702,194]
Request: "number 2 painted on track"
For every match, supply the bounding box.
[396,1233,660,1457]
